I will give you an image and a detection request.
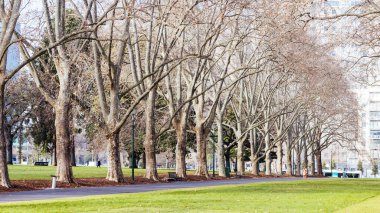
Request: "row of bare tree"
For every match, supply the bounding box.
[0,0,361,188]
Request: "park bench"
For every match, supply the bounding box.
[165,172,182,181]
[34,162,49,166]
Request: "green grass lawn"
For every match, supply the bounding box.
[336,194,380,213]
[1,179,379,212]
[8,165,178,180]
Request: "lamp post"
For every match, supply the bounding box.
[131,109,136,182]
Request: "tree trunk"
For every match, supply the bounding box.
[285,145,292,176]
[0,83,11,187]
[106,132,124,182]
[303,145,308,174]
[174,120,187,178]
[315,148,322,176]
[195,125,209,178]
[70,136,76,167]
[265,150,271,175]
[236,137,244,174]
[310,153,315,176]
[144,89,159,181]
[276,141,283,176]
[55,97,74,183]
[144,137,158,180]
[217,120,226,177]
[264,133,271,175]
[142,152,146,169]
[251,156,259,176]
[264,120,271,175]
[295,151,301,176]
[52,138,57,166]
[249,129,259,176]
[18,127,22,164]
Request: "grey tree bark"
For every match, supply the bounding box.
[52,136,57,166]
[70,135,76,167]
[5,126,12,164]
[285,143,292,176]
[249,129,260,176]
[144,89,159,181]
[0,0,22,188]
[295,148,301,176]
[310,152,315,176]
[0,83,11,187]
[195,124,209,178]
[174,117,187,178]
[164,66,194,178]
[264,122,271,175]
[276,141,283,176]
[216,117,226,177]
[106,132,123,182]
[302,141,308,174]
[55,90,74,183]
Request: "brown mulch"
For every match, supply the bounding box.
[0,174,304,193]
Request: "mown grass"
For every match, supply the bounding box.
[335,193,380,213]
[8,165,179,180]
[1,179,379,212]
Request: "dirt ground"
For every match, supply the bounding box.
[0,174,290,193]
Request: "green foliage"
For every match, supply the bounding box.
[156,131,176,155]
[84,122,98,143]
[29,102,55,154]
[65,10,81,34]
[186,131,196,153]
[37,9,83,75]
[123,130,145,167]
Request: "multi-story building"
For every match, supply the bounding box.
[0,23,20,70]
[356,85,380,176]
[311,0,380,177]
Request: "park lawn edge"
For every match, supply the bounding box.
[0,181,263,206]
[1,179,379,213]
[0,179,343,206]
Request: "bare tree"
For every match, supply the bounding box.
[0,0,22,188]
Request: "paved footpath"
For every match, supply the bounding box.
[0,177,309,203]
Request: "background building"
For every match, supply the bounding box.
[311,0,380,177]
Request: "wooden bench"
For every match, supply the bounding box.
[165,172,182,181]
[34,162,49,166]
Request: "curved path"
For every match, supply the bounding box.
[0,177,309,203]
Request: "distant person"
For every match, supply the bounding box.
[97,160,101,168]
[86,161,89,166]
[303,167,308,179]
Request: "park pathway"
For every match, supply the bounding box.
[0,177,308,203]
